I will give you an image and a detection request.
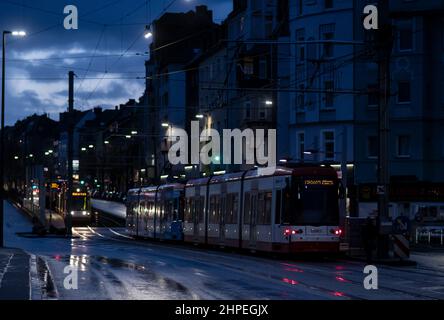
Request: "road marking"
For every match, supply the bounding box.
[87,226,105,238]
[108,228,133,239]
[72,229,89,240]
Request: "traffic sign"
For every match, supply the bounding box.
[377,185,385,195]
[392,216,410,234]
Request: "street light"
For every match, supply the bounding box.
[144,25,153,39]
[11,31,26,37]
[195,114,204,119]
[1,29,26,247]
[131,131,138,135]
[161,123,169,128]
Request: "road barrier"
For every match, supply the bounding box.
[392,234,410,259]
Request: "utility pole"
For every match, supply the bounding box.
[66,71,75,235]
[0,32,7,248]
[340,125,348,226]
[377,0,393,258]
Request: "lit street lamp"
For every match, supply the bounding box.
[144,25,153,39]
[1,30,26,247]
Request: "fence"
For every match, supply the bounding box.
[415,226,444,246]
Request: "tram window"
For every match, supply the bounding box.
[226,193,239,224]
[158,202,164,220]
[199,197,205,223]
[149,201,155,218]
[264,192,272,224]
[139,201,146,218]
[275,190,282,225]
[220,197,226,223]
[257,193,265,224]
[189,198,193,221]
[209,195,220,224]
[194,197,200,222]
[244,193,251,224]
[226,194,239,224]
[256,192,272,225]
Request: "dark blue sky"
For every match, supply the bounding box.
[0,0,232,125]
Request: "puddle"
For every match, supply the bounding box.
[36,257,58,299]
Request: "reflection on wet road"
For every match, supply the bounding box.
[5,202,444,300]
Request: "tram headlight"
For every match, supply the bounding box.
[70,211,75,216]
[82,211,87,216]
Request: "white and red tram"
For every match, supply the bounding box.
[126,165,342,253]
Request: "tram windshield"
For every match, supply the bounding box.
[282,177,339,226]
[72,193,89,211]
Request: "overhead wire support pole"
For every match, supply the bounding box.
[376,0,393,259]
[66,71,75,236]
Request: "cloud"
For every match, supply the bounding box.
[1,0,232,125]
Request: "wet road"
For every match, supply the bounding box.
[5,202,444,300]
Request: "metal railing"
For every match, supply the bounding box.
[415,227,444,246]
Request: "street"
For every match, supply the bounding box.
[3,202,444,300]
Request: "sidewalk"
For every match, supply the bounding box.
[0,248,30,300]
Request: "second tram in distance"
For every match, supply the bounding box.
[126,164,342,253]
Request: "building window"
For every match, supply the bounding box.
[320,24,335,58]
[259,59,268,79]
[325,0,333,9]
[398,81,411,104]
[398,19,413,51]
[397,135,411,158]
[297,132,305,160]
[324,80,334,108]
[243,58,254,75]
[265,16,273,37]
[296,29,305,62]
[244,101,251,119]
[240,16,245,32]
[259,109,266,120]
[367,136,378,159]
[297,85,305,111]
[323,131,335,160]
[368,83,379,107]
[297,0,303,15]
[162,93,169,107]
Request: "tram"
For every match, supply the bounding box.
[126,164,342,254]
[50,181,92,225]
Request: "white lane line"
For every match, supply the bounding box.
[87,226,105,238]
[108,228,133,239]
[72,228,89,240]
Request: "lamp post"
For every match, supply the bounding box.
[1,30,26,247]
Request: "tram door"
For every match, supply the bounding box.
[249,193,258,248]
[219,196,226,244]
